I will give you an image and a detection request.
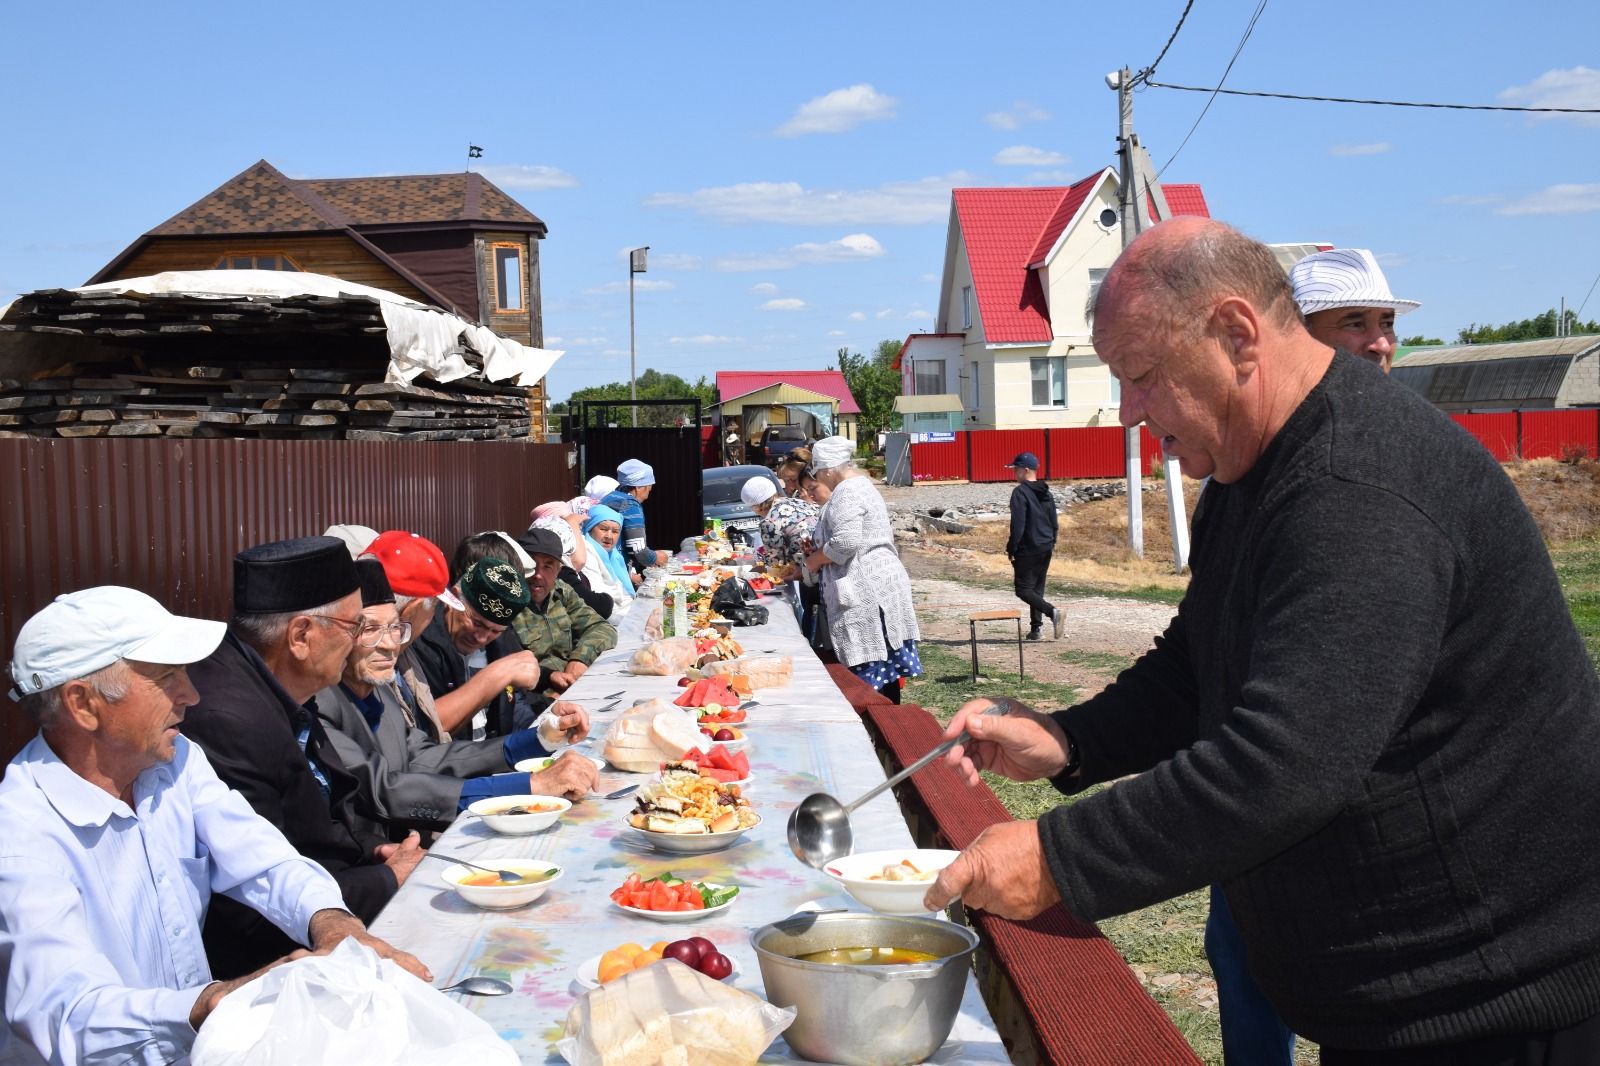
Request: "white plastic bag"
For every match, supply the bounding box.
[190,939,518,1066]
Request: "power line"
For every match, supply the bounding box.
[1146,80,1600,114]
[1156,0,1270,176]
[1134,0,1197,86]
[1575,268,1600,322]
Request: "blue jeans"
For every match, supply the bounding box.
[1205,885,1296,1066]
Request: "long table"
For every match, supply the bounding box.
[370,586,1009,1064]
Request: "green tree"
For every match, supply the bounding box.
[563,370,715,428]
[1400,335,1444,347]
[1456,309,1600,345]
[836,340,903,442]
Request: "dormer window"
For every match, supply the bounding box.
[961,286,973,330]
[212,252,301,271]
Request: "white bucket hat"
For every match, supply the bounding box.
[9,586,226,699]
[1290,248,1419,316]
[740,476,778,508]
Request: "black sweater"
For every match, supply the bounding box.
[1038,353,1600,1049]
[1007,477,1058,556]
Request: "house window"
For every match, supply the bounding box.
[961,286,973,330]
[493,245,524,311]
[970,360,981,410]
[913,359,945,395]
[212,252,301,271]
[1031,356,1067,407]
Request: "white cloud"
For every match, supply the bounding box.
[761,298,808,311]
[667,334,740,345]
[470,164,578,190]
[544,336,562,345]
[750,282,780,295]
[584,279,675,294]
[1442,193,1502,207]
[1495,183,1600,216]
[647,172,975,226]
[827,330,847,337]
[984,101,1051,130]
[919,273,939,284]
[1499,66,1600,125]
[716,233,887,272]
[848,311,867,321]
[994,145,1068,167]
[905,309,934,321]
[874,308,898,320]
[776,83,897,136]
[563,336,609,346]
[1329,142,1391,157]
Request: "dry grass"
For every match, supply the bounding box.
[1506,459,1600,544]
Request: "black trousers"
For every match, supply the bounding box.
[1321,1011,1600,1066]
[1011,550,1054,629]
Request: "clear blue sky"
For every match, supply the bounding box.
[2,1,1596,403]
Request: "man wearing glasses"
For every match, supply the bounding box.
[182,537,427,979]
[312,560,596,833]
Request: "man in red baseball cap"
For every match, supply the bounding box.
[361,531,464,741]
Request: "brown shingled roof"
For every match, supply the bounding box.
[149,160,346,236]
[303,172,544,228]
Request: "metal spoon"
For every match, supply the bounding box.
[424,852,537,884]
[787,705,1007,869]
[437,976,514,996]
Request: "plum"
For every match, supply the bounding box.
[714,728,736,742]
[687,936,716,958]
[697,951,733,980]
[663,939,703,967]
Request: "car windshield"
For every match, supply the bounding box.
[703,477,763,506]
[767,427,804,441]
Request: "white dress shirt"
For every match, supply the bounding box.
[0,734,347,1065]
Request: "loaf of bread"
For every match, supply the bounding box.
[603,704,709,773]
[702,655,793,689]
[628,637,698,676]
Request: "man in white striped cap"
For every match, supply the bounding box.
[1289,248,1420,373]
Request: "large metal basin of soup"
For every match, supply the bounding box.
[794,946,941,965]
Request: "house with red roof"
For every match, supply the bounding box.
[897,167,1209,430]
[713,370,862,457]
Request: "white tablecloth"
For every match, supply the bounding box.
[369,587,1009,1064]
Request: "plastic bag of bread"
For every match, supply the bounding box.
[644,606,664,641]
[603,702,709,773]
[557,959,794,1066]
[628,638,698,676]
[703,655,793,690]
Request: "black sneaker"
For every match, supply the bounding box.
[1025,627,1042,641]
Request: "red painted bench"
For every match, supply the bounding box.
[824,662,893,713]
[861,702,1201,1066]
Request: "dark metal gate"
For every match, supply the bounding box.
[576,399,704,550]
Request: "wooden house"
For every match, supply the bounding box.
[87,159,551,416]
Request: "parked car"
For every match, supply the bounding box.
[756,424,809,466]
[702,464,782,547]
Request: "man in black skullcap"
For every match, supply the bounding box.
[412,557,547,740]
[183,537,425,979]
[313,560,597,831]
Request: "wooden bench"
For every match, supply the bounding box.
[968,609,1025,682]
[824,661,893,714]
[861,701,1201,1066]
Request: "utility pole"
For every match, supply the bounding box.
[1109,66,1190,572]
[628,246,649,427]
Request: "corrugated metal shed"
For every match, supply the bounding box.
[1391,335,1600,411]
[715,382,839,415]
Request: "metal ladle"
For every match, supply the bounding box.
[437,976,514,996]
[787,705,1006,869]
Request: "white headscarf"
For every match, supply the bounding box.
[810,436,855,470]
[585,475,619,501]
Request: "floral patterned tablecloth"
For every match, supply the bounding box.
[369,589,1011,1064]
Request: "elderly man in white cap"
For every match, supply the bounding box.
[0,587,427,1065]
[1289,248,1420,374]
[601,459,671,574]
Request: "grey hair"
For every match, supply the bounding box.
[393,593,437,614]
[230,601,342,654]
[23,659,132,731]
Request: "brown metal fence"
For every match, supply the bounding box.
[0,438,576,761]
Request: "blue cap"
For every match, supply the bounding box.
[1006,452,1040,471]
[617,459,656,487]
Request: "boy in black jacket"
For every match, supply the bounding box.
[1005,452,1062,640]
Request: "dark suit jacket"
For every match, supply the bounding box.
[410,611,540,739]
[183,632,397,978]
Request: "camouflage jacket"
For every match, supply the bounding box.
[511,578,618,672]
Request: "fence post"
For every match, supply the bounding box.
[964,430,974,483]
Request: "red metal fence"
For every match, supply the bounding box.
[0,438,576,762]
[909,411,1600,484]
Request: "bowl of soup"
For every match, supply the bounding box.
[467,795,571,835]
[440,860,564,910]
[823,849,960,915]
[750,912,978,1065]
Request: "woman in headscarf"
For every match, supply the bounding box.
[742,475,822,639]
[579,504,636,608]
[531,500,588,572]
[803,436,920,702]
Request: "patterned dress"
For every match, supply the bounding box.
[757,496,820,579]
[811,476,921,682]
